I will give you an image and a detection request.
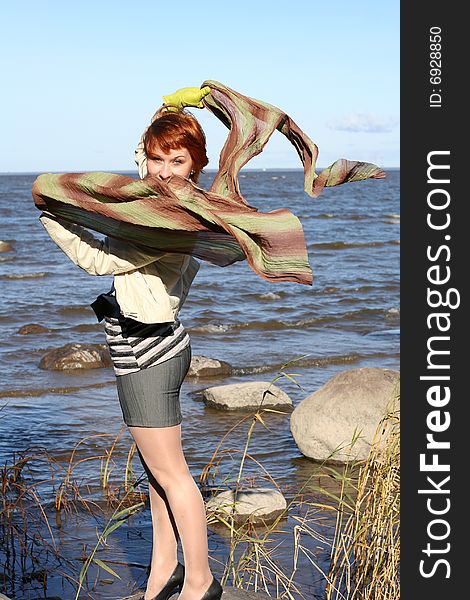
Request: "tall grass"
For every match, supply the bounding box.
[323,392,400,600]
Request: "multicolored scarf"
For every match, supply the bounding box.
[32,81,385,285]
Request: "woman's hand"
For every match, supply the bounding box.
[162,86,211,110]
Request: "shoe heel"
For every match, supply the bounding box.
[201,576,223,600]
[150,562,185,600]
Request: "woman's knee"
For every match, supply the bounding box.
[146,461,191,491]
[129,425,189,486]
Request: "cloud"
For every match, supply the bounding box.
[327,113,398,133]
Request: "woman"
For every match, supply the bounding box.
[36,82,384,600]
[40,107,223,600]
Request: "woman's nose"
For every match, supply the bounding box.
[158,163,172,180]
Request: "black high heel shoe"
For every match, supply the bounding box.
[200,575,223,600]
[150,561,185,600]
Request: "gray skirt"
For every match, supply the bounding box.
[115,344,191,427]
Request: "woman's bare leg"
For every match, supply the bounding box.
[129,424,214,600]
[136,449,180,599]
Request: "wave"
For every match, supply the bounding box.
[72,323,103,332]
[243,290,290,301]
[320,286,340,294]
[0,380,115,399]
[190,323,233,334]
[314,214,379,221]
[313,213,400,223]
[58,306,94,315]
[258,292,282,301]
[304,213,380,221]
[0,272,48,280]
[348,284,399,293]
[188,308,399,335]
[310,240,399,251]
[232,351,400,376]
[316,285,399,298]
[365,328,400,337]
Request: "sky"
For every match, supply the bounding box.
[1,1,399,173]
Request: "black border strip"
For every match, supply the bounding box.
[401,5,465,597]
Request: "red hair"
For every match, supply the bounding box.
[144,109,209,183]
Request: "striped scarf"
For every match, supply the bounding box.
[32,81,385,286]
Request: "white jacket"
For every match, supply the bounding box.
[40,215,199,324]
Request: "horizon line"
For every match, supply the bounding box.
[0,166,400,175]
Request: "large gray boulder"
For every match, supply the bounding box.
[290,367,400,463]
[206,487,287,526]
[203,381,292,410]
[187,355,232,378]
[39,343,112,370]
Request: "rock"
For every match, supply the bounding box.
[221,589,273,599]
[290,367,400,463]
[0,240,13,252]
[0,594,12,600]
[39,343,112,370]
[187,355,232,378]
[203,381,293,410]
[206,487,287,526]
[17,323,50,335]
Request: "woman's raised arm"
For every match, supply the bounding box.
[39,214,165,276]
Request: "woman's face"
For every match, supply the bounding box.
[146,143,194,180]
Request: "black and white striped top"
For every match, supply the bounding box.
[104,316,190,376]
